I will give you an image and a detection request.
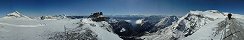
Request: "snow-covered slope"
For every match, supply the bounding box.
[151,16,179,32]
[0,18,80,40]
[140,10,227,40]
[183,14,244,40]
[0,17,122,40]
[172,10,225,30]
[79,18,122,40]
[182,18,225,40]
[49,18,122,40]
[2,11,31,19]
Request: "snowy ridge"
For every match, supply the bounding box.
[77,18,122,40]
[155,16,178,27]
[172,10,225,30]
[48,18,122,40]
[183,15,244,40]
[171,10,226,38]
[182,18,225,40]
[140,10,226,40]
[171,10,225,33]
[153,16,179,32]
[2,11,31,19]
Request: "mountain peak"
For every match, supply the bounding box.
[7,11,21,16]
[205,10,219,13]
[189,10,225,19]
[2,11,31,19]
[190,10,221,14]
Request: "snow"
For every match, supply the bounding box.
[0,18,80,40]
[0,23,44,27]
[136,19,143,24]
[171,13,189,29]
[0,17,120,40]
[183,18,244,40]
[41,15,66,20]
[181,10,244,40]
[42,19,58,20]
[0,17,122,40]
[189,10,226,19]
[89,25,122,40]
[0,26,9,32]
[79,18,123,40]
[125,20,132,23]
[7,11,22,17]
[120,28,126,32]
[182,18,225,40]
[140,10,229,40]
[0,10,243,40]
[171,10,226,31]
[155,16,178,28]
[2,11,31,19]
[230,13,244,19]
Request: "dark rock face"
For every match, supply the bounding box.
[88,12,110,22]
[110,21,135,36]
[88,12,103,18]
[107,15,179,40]
[136,21,154,34]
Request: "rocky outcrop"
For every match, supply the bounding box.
[88,12,110,22]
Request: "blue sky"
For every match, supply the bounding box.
[0,0,244,17]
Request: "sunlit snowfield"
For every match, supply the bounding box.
[0,18,80,40]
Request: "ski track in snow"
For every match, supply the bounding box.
[0,23,44,27]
